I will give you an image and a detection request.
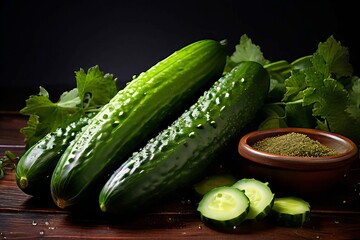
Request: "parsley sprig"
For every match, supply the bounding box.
[0,151,18,179]
[227,34,360,145]
[19,65,118,147]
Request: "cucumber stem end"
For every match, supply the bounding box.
[19,177,28,189]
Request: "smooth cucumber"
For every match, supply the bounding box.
[268,196,311,227]
[232,178,274,221]
[15,114,94,196]
[99,61,270,215]
[197,186,250,228]
[50,39,227,209]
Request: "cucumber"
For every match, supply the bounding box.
[194,173,237,196]
[15,114,94,196]
[197,186,250,228]
[268,196,311,227]
[50,39,227,209]
[232,178,274,221]
[99,61,270,215]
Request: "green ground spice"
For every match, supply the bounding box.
[252,132,338,157]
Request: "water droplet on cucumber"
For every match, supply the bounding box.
[189,132,195,138]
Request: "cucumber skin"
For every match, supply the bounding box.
[50,40,227,209]
[15,115,94,196]
[99,61,270,215]
[268,197,311,227]
[269,210,310,228]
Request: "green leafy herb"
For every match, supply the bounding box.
[0,151,18,179]
[229,35,360,145]
[345,76,360,120]
[19,65,118,147]
[257,103,287,130]
[286,36,360,144]
[76,67,118,109]
[224,34,270,72]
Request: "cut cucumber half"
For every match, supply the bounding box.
[197,186,250,228]
[232,178,274,221]
[269,196,311,227]
[194,174,238,196]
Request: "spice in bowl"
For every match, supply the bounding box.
[252,132,338,157]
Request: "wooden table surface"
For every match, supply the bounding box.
[1,112,360,239]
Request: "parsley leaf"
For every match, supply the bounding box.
[76,65,118,109]
[283,69,307,101]
[254,34,360,145]
[313,35,353,78]
[302,78,355,136]
[224,34,270,72]
[19,65,118,147]
[285,36,360,144]
[257,103,288,130]
[346,76,360,120]
[230,34,270,65]
[0,151,18,179]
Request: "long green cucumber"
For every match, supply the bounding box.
[15,114,94,196]
[99,61,270,215]
[50,39,227,209]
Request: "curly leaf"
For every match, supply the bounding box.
[283,70,307,101]
[227,34,270,69]
[303,78,360,143]
[76,65,117,109]
[346,76,360,120]
[312,35,353,78]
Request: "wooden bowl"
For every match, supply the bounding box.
[238,128,359,195]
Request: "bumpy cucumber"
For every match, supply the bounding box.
[232,178,274,221]
[50,39,227,209]
[197,186,250,228]
[15,114,94,196]
[99,61,270,215]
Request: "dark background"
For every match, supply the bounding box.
[1,0,357,111]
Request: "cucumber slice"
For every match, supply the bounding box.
[194,174,237,196]
[197,186,250,228]
[232,178,274,221]
[269,196,311,227]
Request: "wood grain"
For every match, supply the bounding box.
[1,113,360,239]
